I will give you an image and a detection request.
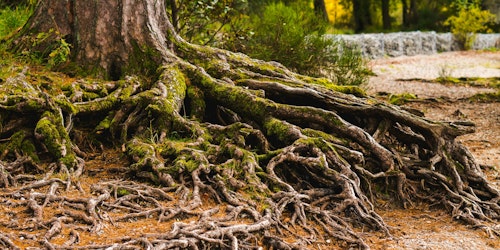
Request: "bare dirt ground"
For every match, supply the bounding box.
[365,51,500,249]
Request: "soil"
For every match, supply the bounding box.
[365,50,500,250]
[0,51,499,249]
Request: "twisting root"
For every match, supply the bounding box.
[0,20,498,249]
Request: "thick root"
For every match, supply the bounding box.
[0,34,498,250]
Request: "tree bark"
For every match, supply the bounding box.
[314,0,330,22]
[409,0,418,26]
[382,0,391,29]
[353,0,372,32]
[2,0,499,248]
[13,0,176,79]
[402,0,409,27]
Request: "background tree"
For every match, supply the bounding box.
[314,0,330,21]
[381,0,391,29]
[445,0,496,49]
[352,0,373,31]
[1,0,499,248]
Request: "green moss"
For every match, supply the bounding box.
[198,74,271,122]
[24,98,44,111]
[176,158,199,173]
[55,98,77,114]
[82,91,100,100]
[125,42,162,79]
[95,115,112,131]
[302,128,329,139]
[329,85,366,97]
[20,139,40,162]
[263,118,294,143]
[257,149,282,163]
[186,85,205,119]
[60,154,76,167]
[127,140,152,159]
[75,94,119,113]
[304,77,366,97]
[35,114,63,159]
[388,93,417,105]
[34,111,76,167]
[0,131,38,160]
[468,91,500,102]
[436,76,461,84]
[143,65,188,131]
[116,188,131,197]
[10,130,26,147]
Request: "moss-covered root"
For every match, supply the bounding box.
[125,138,175,186]
[34,110,81,174]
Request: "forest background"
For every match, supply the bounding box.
[1,0,498,84]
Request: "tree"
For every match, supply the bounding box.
[314,0,330,21]
[353,0,373,31]
[1,0,499,248]
[401,0,418,28]
[445,0,496,49]
[381,0,391,29]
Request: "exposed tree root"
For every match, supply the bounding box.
[1,52,498,248]
[0,0,498,247]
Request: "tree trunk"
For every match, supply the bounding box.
[314,0,330,22]
[409,0,418,26]
[353,0,372,32]
[402,0,409,28]
[2,0,499,248]
[13,0,176,80]
[382,0,391,29]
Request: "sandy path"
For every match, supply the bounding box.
[366,51,500,99]
[364,51,500,250]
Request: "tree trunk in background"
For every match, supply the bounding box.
[402,0,409,28]
[353,0,372,32]
[314,0,330,22]
[382,0,391,29]
[409,0,418,26]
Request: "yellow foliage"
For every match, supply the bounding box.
[325,0,351,24]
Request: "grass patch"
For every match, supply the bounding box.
[468,91,500,102]
[0,5,32,38]
[433,77,500,88]
[388,93,418,105]
[0,4,33,80]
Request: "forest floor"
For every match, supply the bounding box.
[0,51,499,249]
[365,50,500,249]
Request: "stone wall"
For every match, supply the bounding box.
[326,32,500,58]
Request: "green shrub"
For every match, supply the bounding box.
[167,1,370,86]
[444,0,496,50]
[166,0,248,46]
[388,93,418,105]
[245,3,324,72]
[0,6,32,38]
[243,2,370,85]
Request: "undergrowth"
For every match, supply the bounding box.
[0,5,32,38]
